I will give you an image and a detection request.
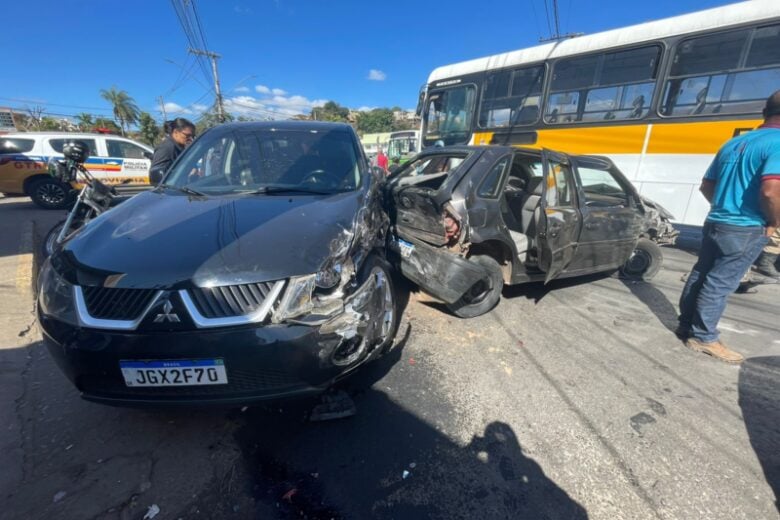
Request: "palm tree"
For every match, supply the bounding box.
[75,112,94,132]
[99,86,140,136]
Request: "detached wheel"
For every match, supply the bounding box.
[447,255,503,318]
[620,238,663,281]
[30,178,71,210]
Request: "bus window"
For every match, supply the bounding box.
[478,65,544,128]
[661,25,780,117]
[545,45,660,124]
[423,85,476,146]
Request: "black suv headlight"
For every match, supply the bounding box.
[38,257,78,325]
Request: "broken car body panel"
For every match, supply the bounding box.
[386,145,667,313]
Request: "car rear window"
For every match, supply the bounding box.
[0,138,35,154]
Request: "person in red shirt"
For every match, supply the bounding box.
[376,148,388,174]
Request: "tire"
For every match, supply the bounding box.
[446,255,504,318]
[42,220,65,259]
[359,255,400,355]
[30,178,71,210]
[620,238,663,281]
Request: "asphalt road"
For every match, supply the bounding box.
[1,195,778,520]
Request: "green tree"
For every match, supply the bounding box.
[75,113,94,132]
[196,105,234,133]
[99,86,140,136]
[39,117,65,131]
[93,117,122,134]
[137,112,160,146]
[357,108,394,133]
[312,101,349,122]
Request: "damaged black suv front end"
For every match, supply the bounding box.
[37,122,398,406]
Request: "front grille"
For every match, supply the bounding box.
[77,367,304,398]
[188,282,278,319]
[82,286,157,321]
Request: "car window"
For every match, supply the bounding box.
[546,160,574,207]
[478,157,510,198]
[391,153,468,188]
[576,165,629,206]
[165,128,362,194]
[49,138,98,157]
[107,139,148,159]
[0,138,34,154]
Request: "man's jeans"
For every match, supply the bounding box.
[679,222,768,343]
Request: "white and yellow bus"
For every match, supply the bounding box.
[417,0,780,226]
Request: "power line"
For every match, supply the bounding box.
[170,0,212,85]
[0,96,115,114]
[542,0,553,40]
[552,0,561,39]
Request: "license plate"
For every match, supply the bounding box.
[119,359,228,387]
[395,238,415,258]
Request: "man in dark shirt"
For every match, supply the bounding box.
[149,118,195,184]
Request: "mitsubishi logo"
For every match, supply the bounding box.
[154,300,180,323]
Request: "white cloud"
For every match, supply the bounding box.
[163,102,192,115]
[192,104,209,112]
[224,91,327,119]
[356,106,377,112]
[234,86,250,93]
[272,88,287,96]
[367,69,386,81]
[255,85,271,94]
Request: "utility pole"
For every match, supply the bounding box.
[158,96,167,122]
[189,48,225,123]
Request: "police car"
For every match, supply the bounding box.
[0,132,153,209]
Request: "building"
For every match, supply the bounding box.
[359,132,392,157]
[0,108,17,134]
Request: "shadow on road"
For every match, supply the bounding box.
[620,279,679,334]
[234,324,588,519]
[739,356,780,514]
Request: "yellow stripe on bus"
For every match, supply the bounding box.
[474,118,763,155]
[645,119,761,154]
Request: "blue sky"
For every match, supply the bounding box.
[1,0,736,123]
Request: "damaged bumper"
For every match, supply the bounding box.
[38,267,392,407]
[389,232,487,305]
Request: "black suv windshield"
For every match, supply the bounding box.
[163,128,363,195]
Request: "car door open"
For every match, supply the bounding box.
[536,150,581,283]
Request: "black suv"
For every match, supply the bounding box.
[37,122,399,406]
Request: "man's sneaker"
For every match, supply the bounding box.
[685,338,744,364]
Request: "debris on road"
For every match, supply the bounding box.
[282,488,298,502]
[402,470,410,479]
[143,504,160,519]
[52,491,66,503]
[309,390,356,422]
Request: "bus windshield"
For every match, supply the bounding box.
[423,85,476,146]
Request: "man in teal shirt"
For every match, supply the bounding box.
[678,91,780,363]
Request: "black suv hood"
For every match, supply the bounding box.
[62,190,363,288]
